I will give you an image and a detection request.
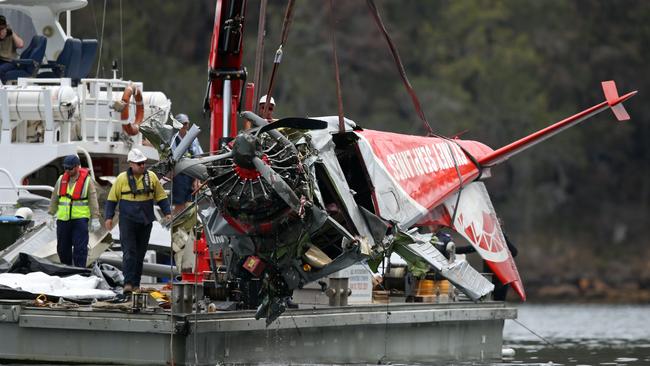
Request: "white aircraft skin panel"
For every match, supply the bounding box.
[355,133,428,226]
[444,182,509,263]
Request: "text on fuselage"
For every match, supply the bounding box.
[385,141,469,181]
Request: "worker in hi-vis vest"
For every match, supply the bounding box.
[104,148,171,293]
[48,155,101,267]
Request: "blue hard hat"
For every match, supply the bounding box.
[62,155,80,169]
[175,113,190,124]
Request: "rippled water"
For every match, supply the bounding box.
[497,304,650,366]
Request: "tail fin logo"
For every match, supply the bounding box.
[457,211,507,258]
[446,183,509,262]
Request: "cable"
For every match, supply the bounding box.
[95,0,107,78]
[365,0,433,136]
[88,0,100,48]
[260,0,296,119]
[328,0,346,134]
[511,318,554,346]
[443,139,464,225]
[361,259,391,363]
[168,165,175,366]
[192,191,199,365]
[119,0,124,78]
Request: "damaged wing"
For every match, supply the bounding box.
[394,230,494,300]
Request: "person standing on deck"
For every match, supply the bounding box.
[104,148,171,293]
[48,155,101,267]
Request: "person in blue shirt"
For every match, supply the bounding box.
[170,113,203,214]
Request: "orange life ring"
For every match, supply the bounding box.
[121,85,144,136]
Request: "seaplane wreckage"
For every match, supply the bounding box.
[138,1,638,325]
[142,82,636,325]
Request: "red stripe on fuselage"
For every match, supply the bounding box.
[357,130,493,210]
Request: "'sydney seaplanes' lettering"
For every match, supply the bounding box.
[385,141,469,181]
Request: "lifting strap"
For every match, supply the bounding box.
[261,0,296,119]
[365,0,486,223]
[328,0,346,134]
[365,0,434,136]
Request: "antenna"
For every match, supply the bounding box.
[112,59,119,79]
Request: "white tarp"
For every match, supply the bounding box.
[0,272,115,300]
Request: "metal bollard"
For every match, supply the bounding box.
[132,292,148,310]
[172,282,204,313]
[325,278,351,307]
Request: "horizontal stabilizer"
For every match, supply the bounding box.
[602,80,636,121]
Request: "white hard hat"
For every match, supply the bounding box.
[127,148,147,163]
[259,95,275,106]
[15,207,33,220]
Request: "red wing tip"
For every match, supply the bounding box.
[510,280,527,301]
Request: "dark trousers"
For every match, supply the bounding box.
[0,61,17,83]
[56,218,89,267]
[119,218,153,287]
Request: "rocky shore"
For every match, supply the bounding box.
[519,278,650,303]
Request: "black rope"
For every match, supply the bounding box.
[261,0,296,119]
[328,0,346,133]
[512,318,554,346]
[365,0,433,136]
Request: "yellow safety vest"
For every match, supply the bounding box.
[56,175,91,221]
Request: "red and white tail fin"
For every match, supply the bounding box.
[602,80,634,121]
[443,182,526,300]
[478,81,637,167]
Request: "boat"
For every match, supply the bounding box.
[0,0,172,266]
[0,0,521,364]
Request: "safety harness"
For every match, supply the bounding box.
[122,168,153,198]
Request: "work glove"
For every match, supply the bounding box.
[91,218,101,232]
[48,216,57,230]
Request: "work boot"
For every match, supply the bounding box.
[123,284,133,294]
[286,297,299,309]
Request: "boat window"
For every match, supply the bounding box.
[0,9,37,55]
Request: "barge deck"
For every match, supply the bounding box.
[0,300,515,365]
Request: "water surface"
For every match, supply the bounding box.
[498,304,650,366]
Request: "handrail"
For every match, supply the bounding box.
[0,167,53,204]
[0,184,54,192]
[0,168,54,193]
[76,146,97,182]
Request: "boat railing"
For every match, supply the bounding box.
[0,167,53,205]
[0,77,148,147]
[79,78,144,145]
